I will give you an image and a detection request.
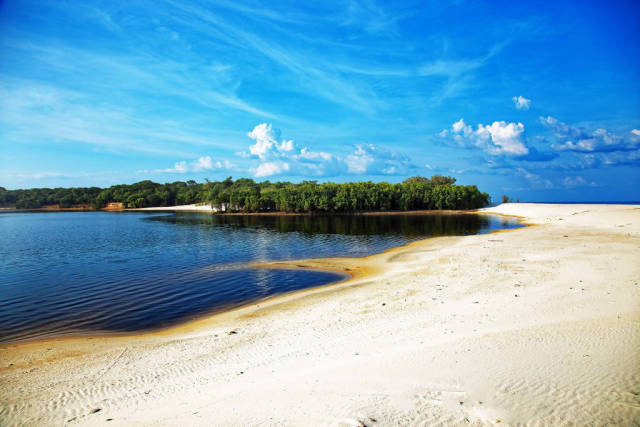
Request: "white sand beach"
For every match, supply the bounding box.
[1,203,639,426]
[129,204,216,212]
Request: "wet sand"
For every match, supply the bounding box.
[1,203,639,426]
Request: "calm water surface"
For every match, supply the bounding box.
[0,212,522,343]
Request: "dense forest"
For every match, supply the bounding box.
[0,175,490,212]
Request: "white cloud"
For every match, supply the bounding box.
[159,124,420,179]
[247,123,295,160]
[158,156,235,174]
[254,161,290,177]
[452,118,472,135]
[241,124,417,178]
[192,156,213,171]
[540,116,640,152]
[512,95,531,110]
[345,145,375,173]
[160,161,188,173]
[215,160,236,169]
[478,121,528,155]
[441,119,529,156]
[298,147,333,161]
[599,149,640,166]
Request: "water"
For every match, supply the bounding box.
[0,211,522,343]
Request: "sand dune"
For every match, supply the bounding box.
[1,203,639,426]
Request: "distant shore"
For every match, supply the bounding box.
[1,203,639,425]
[5,201,637,215]
[0,206,95,212]
[4,203,483,215]
[129,203,489,216]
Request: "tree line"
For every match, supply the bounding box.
[0,175,490,212]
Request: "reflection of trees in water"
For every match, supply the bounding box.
[149,213,512,238]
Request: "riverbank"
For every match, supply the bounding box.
[0,206,96,212]
[1,203,639,425]
[129,204,492,216]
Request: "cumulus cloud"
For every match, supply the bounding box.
[158,156,236,173]
[247,123,294,160]
[254,161,290,177]
[440,119,529,156]
[540,116,640,153]
[345,145,375,173]
[480,121,529,155]
[512,95,531,110]
[192,156,213,171]
[243,124,417,178]
[243,123,341,177]
[344,144,411,174]
[161,124,421,178]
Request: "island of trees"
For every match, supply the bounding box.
[0,175,490,212]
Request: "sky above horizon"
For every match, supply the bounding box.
[1,0,639,202]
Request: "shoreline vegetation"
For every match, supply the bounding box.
[0,175,490,212]
[1,203,638,425]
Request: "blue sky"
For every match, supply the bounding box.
[1,0,639,201]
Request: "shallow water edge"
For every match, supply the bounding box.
[0,212,526,345]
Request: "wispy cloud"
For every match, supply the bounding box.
[338,0,406,35]
[0,170,125,188]
[516,168,553,189]
[5,38,279,120]
[157,157,237,174]
[160,0,383,115]
[0,77,239,157]
[562,175,597,188]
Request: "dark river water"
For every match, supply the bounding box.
[0,211,522,343]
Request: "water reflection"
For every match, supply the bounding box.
[0,212,522,343]
[147,212,500,237]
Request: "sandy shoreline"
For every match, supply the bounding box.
[129,204,215,212]
[129,204,493,216]
[1,203,639,425]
